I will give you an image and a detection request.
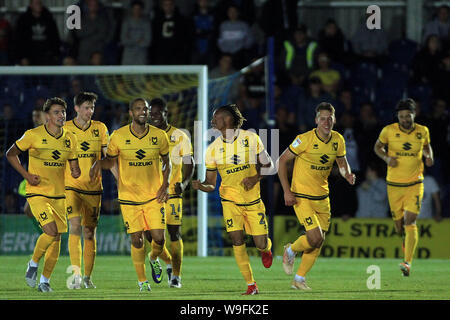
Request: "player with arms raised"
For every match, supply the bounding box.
[6,97,80,292]
[90,98,171,291]
[278,102,355,290]
[192,104,274,295]
[374,98,434,276]
[149,98,194,288]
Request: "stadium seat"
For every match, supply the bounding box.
[408,84,433,114]
[388,38,418,66]
[350,62,378,91]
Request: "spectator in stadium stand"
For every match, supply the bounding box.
[190,0,217,68]
[411,34,444,86]
[259,0,298,49]
[1,103,22,149]
[277,25,318,87]
[309,52,341,98]
[297,77,334,133]
[0,16,12,65]
[214,0,256,26]
[69,0,115,65]
[354,102,383,174]
[335,111,361,179]
[14,0,61,65]
[433,51,450,101]
[419,171,442,221]
[317,19,346,65]
[209,53,239,101]
[423,5,449,50]
[351,14,388,65]
[216,4,254,69]
[334,88,355,119]
[151,0,191,65]
[120,0,151,65]
[355,162,389,218]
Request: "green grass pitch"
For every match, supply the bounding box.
[0,255,449,300]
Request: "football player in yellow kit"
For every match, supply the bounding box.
[278,102,355,290]
[192,104,274,295]
[374,98,434,276]
[149,98,195,288]
[6,97,81,292]
[90,98,171,291]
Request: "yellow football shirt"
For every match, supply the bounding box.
[15,124,78,198]
[378,123,430,186]
[163,125,193,195]
[64,119,109,193]
[107,123,170,204]
[289,129,346,198]
[205,129,265,205]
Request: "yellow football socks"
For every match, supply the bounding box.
[404,224,418,264]
[31,233,55,264]
[233,244,255,285]
[150,241,163,261]
[131,245,147,282]
[257,237,272,252]
[291,235,313,253]
[84,238,96,277]
[68,234,82,275]
[42,240,61,279]
[297,247,321,277]
[158,245,172,265]
[170,239,184,277]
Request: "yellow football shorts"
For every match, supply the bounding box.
[65,190,101,228]
[387,182,424,221]
[221,199,268,236]
[293,197,331,232]
[27,196,67,233]
[120,200,166,234]
[165,196,182,225]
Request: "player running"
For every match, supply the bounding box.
[6,97,81,292]
[192,104,274,295]
[149,98,195,288]
[374,98,434,276]
[90,98,171,292]
[278,102,355,290]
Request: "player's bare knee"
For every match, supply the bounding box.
[83,227,96,240]
[168,225,181,242]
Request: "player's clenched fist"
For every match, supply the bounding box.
[191,180,201,190]
[26,173,41,186]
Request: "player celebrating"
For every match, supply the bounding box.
[6,97,81,292]
[90,98,171,292]
[374,98,434,276]
[149,98,195,288]
[278,102,355,290]
[192,104,274,295]
[64,92,116,289]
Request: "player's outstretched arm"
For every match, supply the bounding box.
[336,156,356,185]
[374,139,398,167]
[277,148,297,206]
[175,155,195,195]
[192,169,217,193]
[423,144,434,167]
[6,144,40,186]
[69,158,81,179]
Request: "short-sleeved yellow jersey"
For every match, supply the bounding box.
[64,119,109,193]
[107,123,170,204]
[289,129,346,198]
[378,123,430,186]
[162,125,193,195]
[15,125,78,198]
[205,129,265,205]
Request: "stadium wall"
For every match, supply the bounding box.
[1,215,449,259]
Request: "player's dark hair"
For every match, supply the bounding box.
[129,97,148,110]
[217,104,246,129]
[396,98,416,113]
[43,97,67,113]
[149,98,167,111]
[74,91,98,107]
[315,102,335,116]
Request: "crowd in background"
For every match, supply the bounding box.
[0,0,449,220]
